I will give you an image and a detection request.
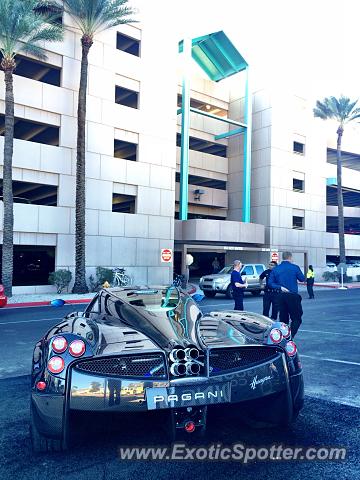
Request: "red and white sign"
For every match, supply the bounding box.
[271,251,279,263]
[161,248,173,263]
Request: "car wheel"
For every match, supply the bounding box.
[30,402,65,453]
[204,291,216,298]
[251,290,262,296]
[225,285,233,299]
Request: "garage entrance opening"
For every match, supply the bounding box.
[188,252,226,278]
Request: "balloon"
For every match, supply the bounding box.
[50,298,65,307]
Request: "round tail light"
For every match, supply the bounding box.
[280,323,291,338]
[47,356,65,374]
[69,339,86,357]
[52,336,68,353]
[36,381,46,391]
[184,421,196,433]
[286,341,297,357]
[269,328,283,343]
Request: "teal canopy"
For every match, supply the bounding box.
[179,31,248,82]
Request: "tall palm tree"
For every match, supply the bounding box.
[314,96,360,266]
[60,0,136,294]
[0,0,63,297]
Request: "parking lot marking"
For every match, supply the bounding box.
[300,329,360,337]
[301,354,360,366]
[339,319,360,322]
[0,318,62,325]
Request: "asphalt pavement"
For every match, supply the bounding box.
[0,288,359,479]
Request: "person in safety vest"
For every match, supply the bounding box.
[306,265,315,299]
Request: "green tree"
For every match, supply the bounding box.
[314,96,360,265]
[0,0,63,296]
[60,0,136,293]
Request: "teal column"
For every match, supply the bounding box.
[179,38,191,220]
[242,66,252,223]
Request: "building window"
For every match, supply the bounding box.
[116,32,140,56]
[293,178,304,192]
[115,86,139,109]
[0,180,57,206]
[175,172,226,190]
[327,216,360,235]
[327,185,360,207]
[114,139,137,161]
[292,209,305,229]
[0,245,55,286]
[176,133,227,158]
[174,211,225,220]
[293,141,305,155]
[0,54,61,86]
[112,193,136,213]
[327,148,360,172]
[177,94,228,118]
[0,115,59,146]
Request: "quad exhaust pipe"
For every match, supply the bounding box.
[170,347,199,362]
[185,347,199,360]
[169,349,186,363]
[170,362,187,376]
[169,347,202,376]
[185,361,200,375]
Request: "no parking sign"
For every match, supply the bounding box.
[161,248,173,263]
[271,251,279,263]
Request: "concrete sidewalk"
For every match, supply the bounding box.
[2,283,197,308]
[302,281,360,289]
[190,278,360,292]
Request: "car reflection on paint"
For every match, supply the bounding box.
[30,286,304,452]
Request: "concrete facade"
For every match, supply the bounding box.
[1,13,360,290]
[175,76,360,274]
[0,15,178,292]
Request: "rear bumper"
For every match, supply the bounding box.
[68,353,292,412]
[31,353,304,437]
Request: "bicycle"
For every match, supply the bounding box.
[172,273,186,289]
[112,268,132,287]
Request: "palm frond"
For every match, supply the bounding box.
[313,99,335,120]
[63,0,137,37]
[347,110,360,122]
[314,95,359,127]
[0,0,63,63]
[20,42,48,60]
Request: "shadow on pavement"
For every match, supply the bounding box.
[0,375,358,480]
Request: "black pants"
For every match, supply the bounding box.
[307,282,314,298]
[263,291,279,319]
[233,292,244,311]
[278,292,303,337]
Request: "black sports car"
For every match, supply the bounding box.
[30,286,304,452]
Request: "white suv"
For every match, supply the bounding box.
[199,264,266,298]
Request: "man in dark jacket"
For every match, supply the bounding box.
[260,261,279,319]
[268,252,306,337]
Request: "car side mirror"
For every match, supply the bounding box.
[240,271,247,275]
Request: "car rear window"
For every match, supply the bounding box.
[255,265,264,275]
[242,265,254,275]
